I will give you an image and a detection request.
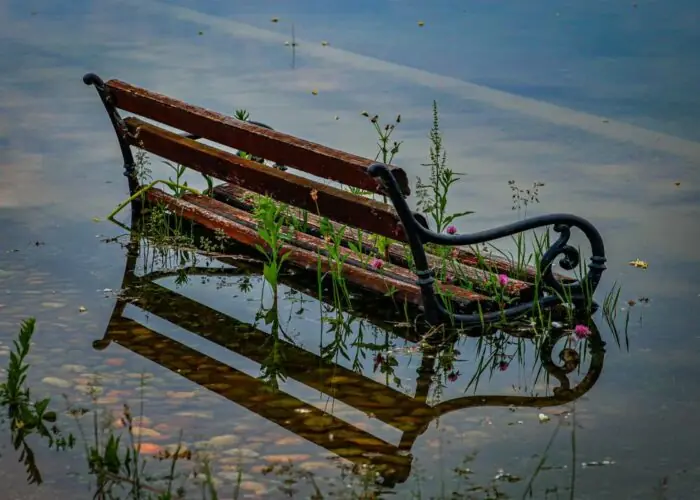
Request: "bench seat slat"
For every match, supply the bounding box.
[126,118,407,241]
[107,79,410,196]
[213,183,534,298]
[145,188,491,307]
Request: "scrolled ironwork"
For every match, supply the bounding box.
[368,163,607,327]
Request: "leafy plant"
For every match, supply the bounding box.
[416,101,473,233]
[1,318,75,485]
[253,196,291,290]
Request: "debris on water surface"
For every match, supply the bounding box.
[582,459,616,468]
[628,258,648,269]
[78,305,87,313]
[494,469,521,482]
[538,413,551,423]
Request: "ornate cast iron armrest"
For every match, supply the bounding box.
[368,163,607,327]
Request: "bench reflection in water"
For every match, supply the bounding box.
[95,229,606,488]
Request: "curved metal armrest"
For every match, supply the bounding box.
[368,163,608,326]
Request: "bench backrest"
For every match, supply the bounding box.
[105,79,412,241]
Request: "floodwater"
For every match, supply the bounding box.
[1,0,699,498]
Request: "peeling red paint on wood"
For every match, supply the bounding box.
[106,79,410,196]
[126,118,407,241]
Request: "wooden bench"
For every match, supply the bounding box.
[83,72,607,328]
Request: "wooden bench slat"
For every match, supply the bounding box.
[181,191,489,305]
[107,79,410,196]
[213,183,533,298]
[145,188,491,307]
[126,118,407,241]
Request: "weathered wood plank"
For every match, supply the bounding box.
[126,118,407,241]
[145,188,491,306]
[107,79,410,196]
[214,183,536,297]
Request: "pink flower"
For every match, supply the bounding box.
[498,274,509,286]
[498,361,509,371]
[370,258,384,270]
[447,370,461,382]
[373,353,384,372]
[446,225,457,235]
[573,324,591,339]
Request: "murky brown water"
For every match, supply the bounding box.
[2,1,700,498]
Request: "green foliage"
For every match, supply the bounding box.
[1,318,75,485]
[253,196,291,290]
[416,101,474,233]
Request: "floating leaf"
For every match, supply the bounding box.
[628,258,648,269]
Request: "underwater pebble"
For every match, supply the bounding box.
[166,390,197,399]
[135,442,163,455]
[223,448,259,459]
[263,454,311,463]
[175,411,213,419]
[238,481,268,495]
[41,302,65,309]
[299,461,337,472]
[207,434,240,448]
[104,358,126,367]
[275,436,304,446]
[61,364,87,373]
[42,376,72,388]
[131,426,163,439]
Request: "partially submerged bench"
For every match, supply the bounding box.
[84,72,607,327]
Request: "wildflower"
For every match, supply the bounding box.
[498,361,509,371]
[310,189,318,202]
[372,353,384,372]
[447,370,460,382]
[573,324,592,339]
[446,225,457,235]
[370,257,384,270]
[498,274,509,286]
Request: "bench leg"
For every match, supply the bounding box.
[83,73,139,197]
